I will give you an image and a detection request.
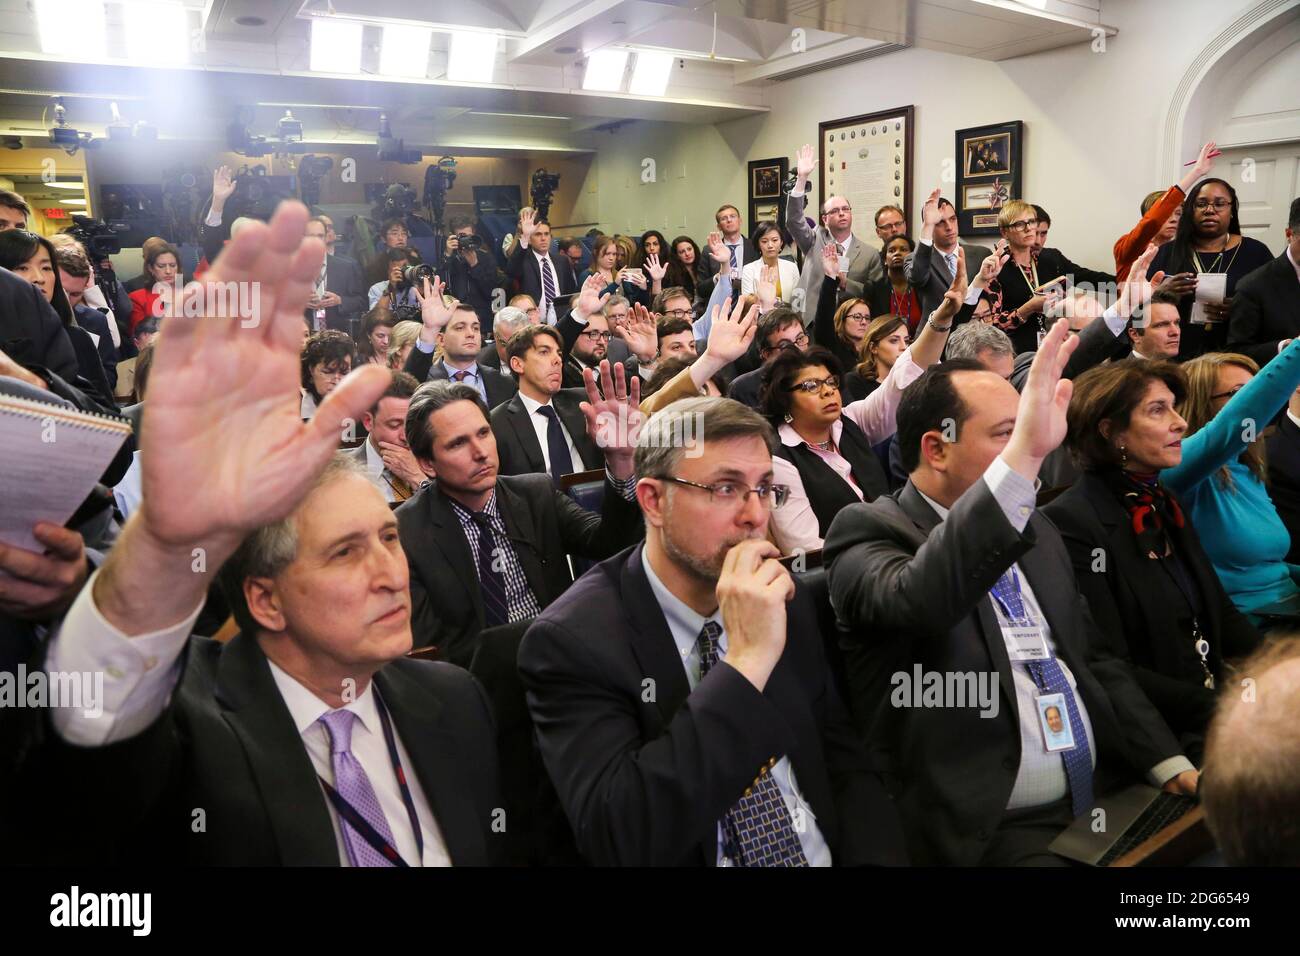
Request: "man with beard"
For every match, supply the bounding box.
[519,397,907,866]
[562,304,614,388]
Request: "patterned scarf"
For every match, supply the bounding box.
[1103,468,1185,559]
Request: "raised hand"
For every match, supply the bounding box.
[620,302,658,362]
[795,143,815,181]
[412,275,453,343]
[518,208,536,245]
[1002,312,1081,480]
[644,253,668,283]
[757,266,778,313]
[974,247,1009,288]
[703,296,758,366]
[211,165,236,206]
[1118,243,1160,323]
[1190,140,1219,180]
[139,200,391,553]
[820,239,841,280]
[578,272,612,317]
[581,359,642,480]
[920,187,942,232]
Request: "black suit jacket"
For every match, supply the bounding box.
[321,253,367,334]
[395,472,644,667]
[695,236,758,307]
[519,545,908,866]
[1042,472,1260,759]
[993,248,1116,354]
[823,480,1184,865]
[4,632,501,865]
[506,245,576,318]
[490,389,602,477]
[1227,253,1300,366]
[404,347,518,408]
[1265,411,1300,563]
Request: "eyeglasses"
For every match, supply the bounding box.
[1007,218,1038,231]
[664,476,790,510]
[1210,384,1245,401]
[581,330,612,341]
[1194,199,1232,211]
[763,332,809,354]
[787,376,841,394]
[845,311,871,322]
[660,308,692,319]
[824,205,851,216]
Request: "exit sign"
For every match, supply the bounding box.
[42,207,68,219]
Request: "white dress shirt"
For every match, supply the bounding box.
[518,390,590,473]
[915,457,1193,807]
[740,257,801,301]
[45,571,452,866]
[640,546,832,866]
[364,437,399,504]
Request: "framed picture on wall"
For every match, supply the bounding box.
[817,106,914,236]
[747,157,788,228]
[955,120,1023,236]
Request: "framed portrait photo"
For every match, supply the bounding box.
[747,157,788,228]
[817,106,914,234]
[955,120,1023,236]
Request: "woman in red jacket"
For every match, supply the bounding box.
[128,242,181,334]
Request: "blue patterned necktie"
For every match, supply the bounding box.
[470,511,509,627]
[697,621,810,867]
[989,569,1095,817]
[318,709,398,867]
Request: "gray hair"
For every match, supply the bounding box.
[493,306,528,340]
[603,295,630,318]
[635,396,776,480]
[405,380,488,461]
[946,322,1014,362]
[218,453,371,632]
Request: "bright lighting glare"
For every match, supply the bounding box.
[628,51,673,97]
[582,49,628,92]
[35,0,107,58]
[48,180,85,190]
[310,18,363,75]
[125,2,189,66]
[60,198,87,205]
[447,31,497,83]
[379,25,432,78]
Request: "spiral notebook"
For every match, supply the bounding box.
[0,384,132,553]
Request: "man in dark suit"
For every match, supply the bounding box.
[824,321,1196,866]
[505,210,575,326]
[491,325,602,480]
[726,307,807,409]
[519,396,907,866]
[437,216,504,327]
[556,297,654,390]
[306,217,367,335]
[1227,199,1300,366]
[695,203,759,307]
[2,202,503,865]
[402,294,517,408]
[1265,383,1300,563]
[397,369,645,667]
[908,192,993,319]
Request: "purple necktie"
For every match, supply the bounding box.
[318,709,399,867]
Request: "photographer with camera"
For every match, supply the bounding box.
[368,248,425,317]
[437,215,502,328]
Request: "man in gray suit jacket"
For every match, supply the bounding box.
[824,320,1196,865]
[907,191,993,320]
[785,143,883,326]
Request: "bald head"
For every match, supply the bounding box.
[1201,638,1300,865]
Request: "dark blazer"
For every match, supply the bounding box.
[823,480,1184,865]
[403,347,518,408]
[395,472,644,667]
[490,389,603,477]
[506,244,576,318]
[905,240,993,319]
[3,632,502,865]
[560,352,640,391]
[1265,412,1300,563]
[73,303,119,391]
[993,248,1116,354]
[0,265,79,384]
[694,236,757,307]
[518,545,908,866]
[1042,472,1260,759]
[725,365,765,410]
[437,248,504,326]
[1227,252,1300,366]
[321,253,367,334]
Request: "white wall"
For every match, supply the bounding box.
[584,0,1284,268]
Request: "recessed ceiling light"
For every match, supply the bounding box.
[235,15,266,27]
[47,180,84,189]
[61,198,87,205]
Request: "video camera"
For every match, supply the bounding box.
[529,168,561,222]
[228,165,293,222]
[402,262,436,286]
[66,215,129,258]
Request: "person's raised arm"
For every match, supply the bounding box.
[1000,316,1080,482]
[907,246,964,371]
[693,296,758,388]
[785,144,817,252]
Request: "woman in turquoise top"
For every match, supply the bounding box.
[1161,337,1300,626]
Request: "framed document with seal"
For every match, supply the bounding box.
[818,106,914,233]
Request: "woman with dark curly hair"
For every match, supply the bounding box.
[299,329,355,420]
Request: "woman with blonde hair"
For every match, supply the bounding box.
[844,315,909,402]
[1161,339,1300,626]
[388,319,424,371]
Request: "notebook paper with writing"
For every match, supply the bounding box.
[0,380,132,553]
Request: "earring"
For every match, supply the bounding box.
[1119,444,1127,467]
[784,414,794,424]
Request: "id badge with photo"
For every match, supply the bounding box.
[1006,623,1049,662]
[1035,692,1077,753]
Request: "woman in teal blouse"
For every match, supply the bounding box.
[1162,337,1300,627]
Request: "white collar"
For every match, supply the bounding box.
[778,418,843,448]
[267,657,380,739]
[518,390,554,416]
[1288,408,1300,430]
[640,544,724,659]
[364,437,385,475]
[915,485,950,521]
